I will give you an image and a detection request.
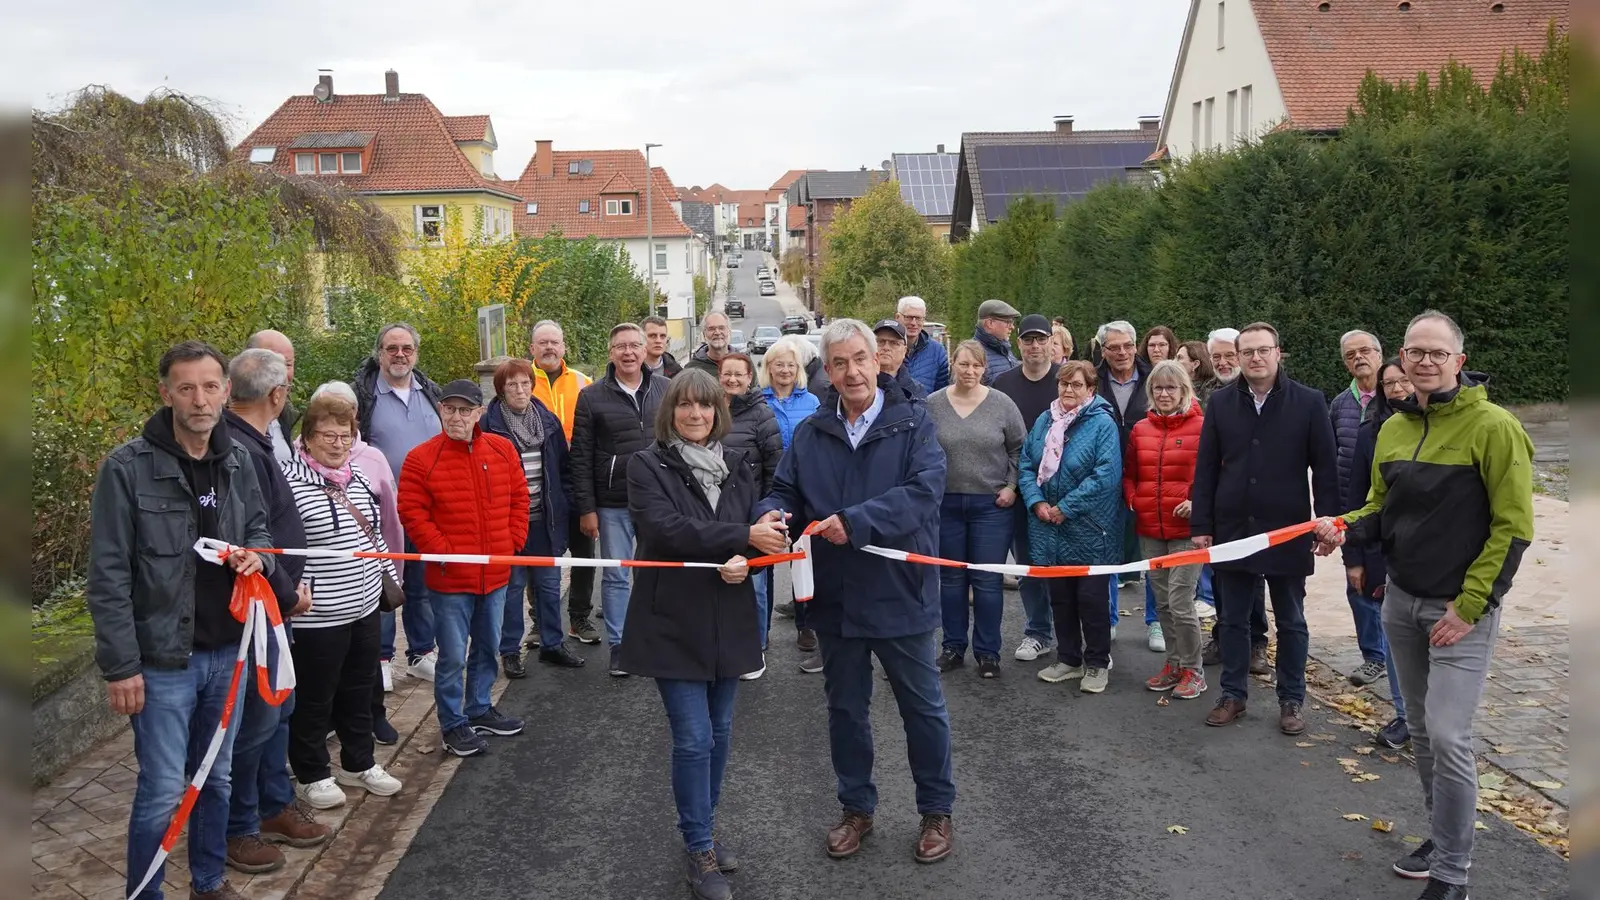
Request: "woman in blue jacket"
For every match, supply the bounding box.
[1019,361,1124,695]
[759,336,823,659]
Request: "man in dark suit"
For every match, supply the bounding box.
[1191,322,1339,736]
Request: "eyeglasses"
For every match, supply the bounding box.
[1102,343,1135,354]
[1239,346,1278,360]
[382,344,416,356]
[611,341,645,352]
[1402,347,1456,365]
[440,405,478,418]
[1150,384,1181,394]
[1211,352,1239,363]
[1343,347,1379,361]
[1061,380,1090,391]
[310,432,353,446]
[1381,379,1411,390]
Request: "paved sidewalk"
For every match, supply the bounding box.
[1301,493,1570,806]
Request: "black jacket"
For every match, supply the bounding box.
[618,443,763,681]
[1340,409,1390,597]
[651,351,683,379]
[277,402,300,444]
[1190,369,1341,577]
[685,345,726,377]
[570,364,667,514]
[1096,357,1152,452]
[724,390,783,495]
[352,356,444,441]
[223,409,306,615]
[480,397,574,556]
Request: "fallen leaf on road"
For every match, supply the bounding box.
[1492,745,1516,754]
[1478,773,1507,790]
[1518,699,1544,707]
[1295,741,1314,747]
[1355,747,1374,756]
[1340,851,1363,861]
[1166,825,1189,835]
[1475,821,1488,831]
[1532,780,1564,790]
[1480,789,1505,801]
[1309,732,1337,742]
[1156,694,1170,707]
[1301,761,1312,767]
[1353,773,1381,782]
[1341,813,1369,821]
[1379,753,1401,764]
[1372,820,1394,833]
[1402,835,1425,844]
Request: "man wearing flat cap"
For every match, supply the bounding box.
[973,299,1021,384]
[398,379,531,758]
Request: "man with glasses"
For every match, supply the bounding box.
[1192,322,1339,736]
[1207,328,1242,384]
[686,310,734,375]
[354,323,443,683]
[1094,321,1157,646]
[1330,330,1390,689]
[993,314,1060,662]
[398,380,529,758]
[571,323,667,675]
[898,295,949,394]
[1314,311,1533,900]
[530,320,601,646]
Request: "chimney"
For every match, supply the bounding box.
[936,143,945,153]
[1053,115,1074,134]
[317,70,333,98]
[1138,115,1161,132]
[384,69,399,101]
[536,140,553,178]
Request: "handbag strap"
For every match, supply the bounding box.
[320,484,383,554]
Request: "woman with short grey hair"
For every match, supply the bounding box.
[618,369,790,897]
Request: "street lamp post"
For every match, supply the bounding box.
[645,142,662,303]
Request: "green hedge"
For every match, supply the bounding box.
[946,31,1568,404]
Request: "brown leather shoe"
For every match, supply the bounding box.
[261,799,332,848]
[914,813,953,864]
[1249,645,1272,676]
[797,628,819,653]
[190,881,248,900]
[1205,697,1247,726]
[225,834,283,874]
[1279,702,1306,735]
[826,810,873,858]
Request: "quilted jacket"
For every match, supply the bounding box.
[1018,394,1124,567]
[1121,401,1204,541]
[397,425,530,595]
[1329,381,1372,504]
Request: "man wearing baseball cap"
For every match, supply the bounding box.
[398,379,531,758]
[873,319,928,404]
[973,299,1021,383]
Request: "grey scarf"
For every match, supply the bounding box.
[501,401,545,451]
[672,440,729,510]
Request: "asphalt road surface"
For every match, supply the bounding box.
[380,573,1566,900]
[721,252,797,346]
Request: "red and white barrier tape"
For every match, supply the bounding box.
[128,551,295,900]
[193,537,805,572]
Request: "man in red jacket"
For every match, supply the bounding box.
[399,379,531,758]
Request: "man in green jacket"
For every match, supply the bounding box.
[1314,310,1533,900]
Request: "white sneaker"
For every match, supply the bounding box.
[409,651,438,682]
[335,764,402,797]
[297,777,347,810]
[1195,600,1216,619]
[740,655,767,681]
[381,660,394,693]
[1147,623,1167,653]
[1013,636,1051,661]
[1038,662,1085,683]
[1081,667,1110,693]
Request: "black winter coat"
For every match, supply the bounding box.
[724,390,783,495]
[618,443,764,681]
[1096,357,1152,452]
[1190,369,1341,577]
[570,365,667,514]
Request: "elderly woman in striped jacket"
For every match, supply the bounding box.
[282,389,403,810]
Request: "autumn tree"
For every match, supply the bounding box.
[816,180,951,322]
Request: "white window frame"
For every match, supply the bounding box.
[1240,85,1254,143]
[579,200,591,214]
[416,205,444,243]
[1190,102,1202,153]
[340,151,362,174]
[1203,97,1215,149]
[1226,90,1238,147]
[654,242,668,273]
[605,199,619,215]
[619,198,633,215]
[526,202,538,215]
[481,151,494,177]
[319,152,340,174]
[1216,1,1225,49]
[295,153,315,175]
[250,147,276,164]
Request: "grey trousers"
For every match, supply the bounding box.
[1383,581,1500,887]
[1139,537,1203,671]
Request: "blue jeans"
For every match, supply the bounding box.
[1346,584,1388,665]
[1197,564,1215,606]
[938,493,1013,659]
[597,507,637,647]
[754,569,770,652]
[1106,507,1157,628]
[817,630,955,815]
[383,539,436,662]
[432,587,506,732]
[126,646,246,899]
[1012,503,1053,643]
[1217,571,1309,706]
[228,638,296,839]
[655,677,740,853]
[502,522,565,655]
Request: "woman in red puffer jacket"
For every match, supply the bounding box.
[1122,360,1207,700]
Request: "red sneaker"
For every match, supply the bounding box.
[1173,668,1208,700]
[1145,663,1182,692]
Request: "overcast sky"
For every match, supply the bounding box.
[17,0,1188,190]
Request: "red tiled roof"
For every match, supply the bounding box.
[786,205,806,231]
[652,167,680,201]
[442,114,490,143]
[598,172,638,194]
[737,201,767,228]
[769,169,816,191]
[1252,0,1566,130]
[512,147,691,239]
[236,93,518,199]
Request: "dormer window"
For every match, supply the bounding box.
[292,149,364,175]
[288,131,374,176]
[605,198,634,215]
[578,200,591,214]
[567,160,594,176]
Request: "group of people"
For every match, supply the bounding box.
[86,291,1532,900]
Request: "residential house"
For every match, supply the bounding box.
[889,146,958,243]
[788,169,885,309]
[511,142,707,303]
[237,70,522,247]
[1149,0,1567,163]
[769,169,815,258]
[950,116,1156,241]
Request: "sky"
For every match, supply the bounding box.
[16,0,1189,191]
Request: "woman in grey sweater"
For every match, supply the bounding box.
[925,340,1027,678]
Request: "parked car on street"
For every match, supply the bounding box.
[781,315,811,335]
[730,329,746,353]
[748,325,781,355]
[727,256,739,268]
[726,298,745,317]
[756,265,769,278]
[926,321,947,343]
[759,280,776,297]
